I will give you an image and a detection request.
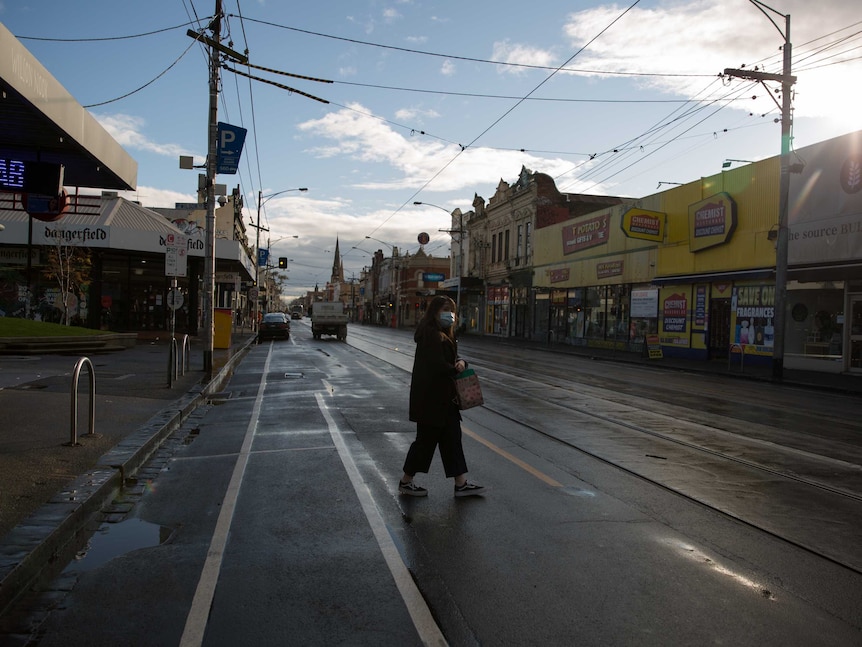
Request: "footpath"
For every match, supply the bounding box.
[1,327,860,622]
[0,331,256,617]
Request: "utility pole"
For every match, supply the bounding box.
[724,2,794,381]
[185,1,247,374]
[251,190,269,330]
[202,0,221,375]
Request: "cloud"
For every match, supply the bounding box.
[120,186,197,209]
[297,103,582,193]
[96,113,197,159]
[492,40,557,75]
[394,107,441,121]
[440,59,456,76]
[560,0,862,122]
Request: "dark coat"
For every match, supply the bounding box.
[409,321,463,426]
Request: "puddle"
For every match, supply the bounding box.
[67,518,173,572]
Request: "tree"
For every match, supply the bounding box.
[41,228,92,326]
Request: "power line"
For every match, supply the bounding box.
[230,14,712,79]
[83,41,198,108]
[14,19,208,42]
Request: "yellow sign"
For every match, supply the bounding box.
[646,334,663,359]
[688,192,737,252]
[621,208,665,242]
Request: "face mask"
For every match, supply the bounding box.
[438,311,455,327]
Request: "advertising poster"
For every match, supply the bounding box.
[660,288,690,347]
[731,285,775,356]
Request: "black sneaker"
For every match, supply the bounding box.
[454,481,486,497]
[398,480,428,497]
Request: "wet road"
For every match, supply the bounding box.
[4,322,861,645]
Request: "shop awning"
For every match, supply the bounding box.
[0,23,137,190]
[651,268,774,285]
[788,262,862,283]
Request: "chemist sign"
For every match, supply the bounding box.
[216,122,247,175]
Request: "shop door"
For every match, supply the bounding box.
[850,296,862,373]
[709,298,731,359]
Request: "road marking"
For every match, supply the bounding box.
[316,392,448,647]
[462,425,563,488]
[179,347,271,647]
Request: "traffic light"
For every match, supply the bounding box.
[278,257,287,269]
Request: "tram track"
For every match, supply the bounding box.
[345,327,862,574]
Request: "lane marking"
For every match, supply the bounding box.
[179,348,271,646]
[462,425,563,488]
[316,392,448,647]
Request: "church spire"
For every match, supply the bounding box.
[331,238,344,283]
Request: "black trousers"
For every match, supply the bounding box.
[403,407,468,478]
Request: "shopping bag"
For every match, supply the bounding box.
[454,368,484,410]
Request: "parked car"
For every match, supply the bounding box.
[259,312,290,341]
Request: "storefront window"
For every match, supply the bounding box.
[584,287,603,338]
[786,281,844,359]
[533,290,549,341]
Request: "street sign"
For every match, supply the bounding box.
[258,248,269,268]
[423,272,445,282]
[165,233,188,277]
[216,122,247,175]
[166,289,184,310]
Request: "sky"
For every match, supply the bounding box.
[2,0,861,299]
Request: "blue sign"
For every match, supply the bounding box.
[216,122,247,175]
[258,248,269,268]
[423,272,445,282]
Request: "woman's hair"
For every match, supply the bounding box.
[417,295,457,340]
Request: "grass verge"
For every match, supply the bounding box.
[0,318,109,338]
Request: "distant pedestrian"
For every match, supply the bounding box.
[399,295,486,497]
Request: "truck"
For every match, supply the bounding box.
[310,301,348,341]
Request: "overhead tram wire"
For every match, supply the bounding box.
[229,13,710,80]
[570,84,764,194]
[355,0,644,248]
[555,71,760,191]
[553,75,729,186]
[566,81,761,191]
[221,61,466,150]
[557,21,862,191]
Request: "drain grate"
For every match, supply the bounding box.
[283,372,304,379]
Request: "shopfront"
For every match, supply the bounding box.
[785,130,862,373]
[0,195,253,334]
[531,203,660,350]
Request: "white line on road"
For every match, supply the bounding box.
[315,392,448,647]
[179,349,271,647]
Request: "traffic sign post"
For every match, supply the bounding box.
[216,122,247,175]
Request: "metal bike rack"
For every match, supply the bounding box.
[168,334,191,387]
[67,357,96,447]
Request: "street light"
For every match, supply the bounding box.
[722,159,754,169]
[414,201,464,321]
[364,235,396,252]
[365,236,402,327]
[251,188,307,328]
